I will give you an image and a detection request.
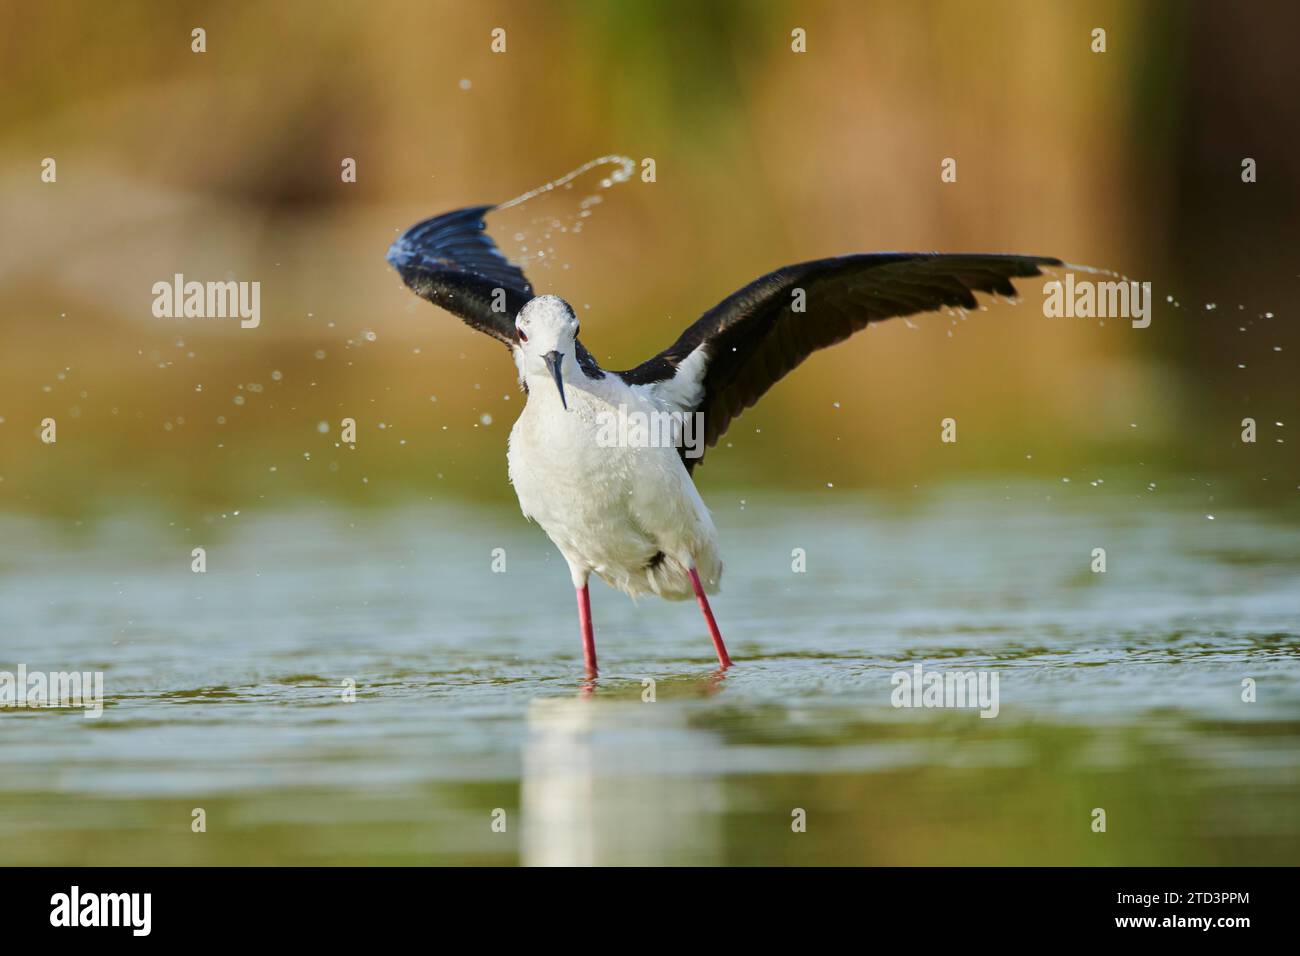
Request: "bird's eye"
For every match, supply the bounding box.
[516,326,528,342]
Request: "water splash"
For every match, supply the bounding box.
[497,155,634,211]
[490,155,636,281]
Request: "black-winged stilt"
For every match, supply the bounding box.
[387,201,1059,676]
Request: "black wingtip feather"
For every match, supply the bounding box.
[387,204,535,347]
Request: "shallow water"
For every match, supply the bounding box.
[2,481,1298,865]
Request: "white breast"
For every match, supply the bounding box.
[506,372,722,600]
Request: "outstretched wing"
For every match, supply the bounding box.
[617,252,1061,471]
[386,205,533,347]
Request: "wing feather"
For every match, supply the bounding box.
[618,252,1061,470]
[386,205,533,347]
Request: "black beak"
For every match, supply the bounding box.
[542,351,567,410]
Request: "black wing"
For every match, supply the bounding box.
[386,205,533,348]
[618,252,1061,471]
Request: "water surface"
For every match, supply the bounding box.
[2,481,1298,865]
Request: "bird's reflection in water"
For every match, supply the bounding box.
[575,668,727,700]
[521,693,726,866]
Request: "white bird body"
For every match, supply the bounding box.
[507,305,721,601]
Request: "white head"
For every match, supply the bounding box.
[514,295,580,409]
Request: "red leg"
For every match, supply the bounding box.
[576,583,597,676]
[689,568,733,668]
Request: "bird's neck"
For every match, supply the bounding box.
[516,352,585,392]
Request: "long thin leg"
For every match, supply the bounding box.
[689,567,733,668]
[575,583,597,676]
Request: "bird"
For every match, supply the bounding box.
[386,199,1060,677]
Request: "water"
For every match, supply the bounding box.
[2,482,1298,865]
[492,154,634,280]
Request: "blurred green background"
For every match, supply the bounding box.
[1,0,1296,521]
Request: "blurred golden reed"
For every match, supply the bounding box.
[1,0,1297,519]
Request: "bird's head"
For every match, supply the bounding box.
[514,295,579,409]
